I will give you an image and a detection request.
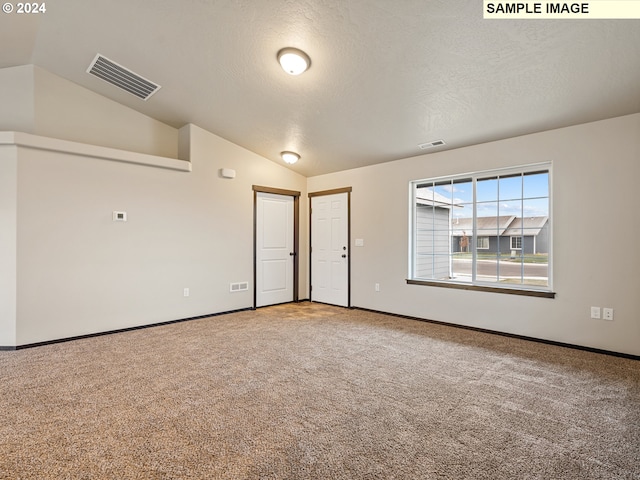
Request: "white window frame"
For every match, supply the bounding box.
[408,163,553,297]
[477,237,489,250]
[510,236,522,250]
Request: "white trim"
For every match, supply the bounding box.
[409,163,552,293]
[411,162,550,186]
[0,131,191,172]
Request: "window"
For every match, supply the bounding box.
[409,164,551,295]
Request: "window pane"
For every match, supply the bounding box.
[452,233,470,253]
[499,174,522,202]
[523,171,549,199]
[500,201,522,218]
[501,276,524,287]
[499,254,549,288]
[416,184,436,204]
[524,262,548,287]
[452,215,472,235]
[452,204,472,226]
[433,229,450,251]
[415,252,436,279]
[476,201,498,219]
[452,179,473,204]
[433,182,453,204]
[523,198,549,218]
[415,199,438,279]
[498,251,523,286]
[476,177,498,202]
[476,253,498,283]
[450,254,471,282]
[428,254,451,280]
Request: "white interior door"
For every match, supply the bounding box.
[311,192,349,307]
[256,192,294,307]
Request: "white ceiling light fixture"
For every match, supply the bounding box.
[281,151,300,164]
[277,47,311,75]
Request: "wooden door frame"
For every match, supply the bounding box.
[253,185,301,309]
[308,187,352,307]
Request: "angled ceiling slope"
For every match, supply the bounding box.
[2,1,640,176]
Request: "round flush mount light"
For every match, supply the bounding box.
[281,151,300,164]
[277,47,311,75]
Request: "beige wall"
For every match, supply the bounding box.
[184,123,309,306]
[0,146,17,345]
[0,66,35,134]
[308,113,640,356]
[0,65,178,158]
[6,125,305,345]
[33,67,179,158]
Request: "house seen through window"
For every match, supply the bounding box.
[410,164,551,291]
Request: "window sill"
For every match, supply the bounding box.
[406,279,556,298]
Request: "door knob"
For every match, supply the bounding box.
[289,252,296,256]
[342,254,347,258]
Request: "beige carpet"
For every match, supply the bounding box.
[1,302,639,479]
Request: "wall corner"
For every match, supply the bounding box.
[178,124,193,161]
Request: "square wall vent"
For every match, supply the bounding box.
[418,140,446,149]
[87,54,161,101]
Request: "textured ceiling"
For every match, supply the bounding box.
[1,1,639,176]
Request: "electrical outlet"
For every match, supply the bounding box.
[184,288,190,297]
[375,283,380,292]
[590,306,600,319]
[603,308,614,321]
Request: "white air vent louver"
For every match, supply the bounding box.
[418,140,446,149]
[87,54,160,101]
[230,282,249,292]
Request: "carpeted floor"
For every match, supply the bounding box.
[1,302,639,479]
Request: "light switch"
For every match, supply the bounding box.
[355,238,364,247]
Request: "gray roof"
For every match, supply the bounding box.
[415,188,455,208]
[451,216,548,237]
[451,216,515,237]
[503,216,549,236]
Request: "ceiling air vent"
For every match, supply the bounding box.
[86,54,160,101]
[418,140,446,149]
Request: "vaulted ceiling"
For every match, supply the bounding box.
[1,1,639,176]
